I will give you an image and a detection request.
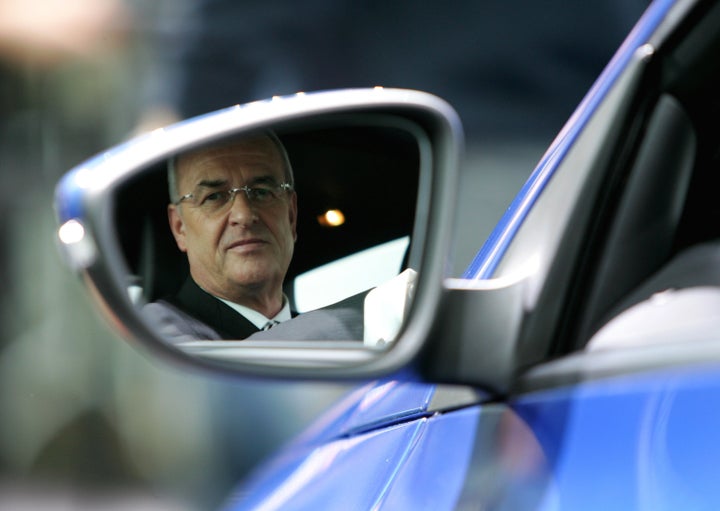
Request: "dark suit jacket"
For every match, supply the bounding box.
[143,277,365,343]
[143,278,260,342]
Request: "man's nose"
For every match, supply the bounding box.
[227,190,258,223]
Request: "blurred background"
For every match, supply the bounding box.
[0,0,647,509]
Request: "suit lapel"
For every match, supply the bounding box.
[170,278,260,340]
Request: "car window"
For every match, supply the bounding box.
[292,236,409,312]
[570,5,720,351]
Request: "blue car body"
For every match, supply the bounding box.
[223,1,720,509]
[229,367,720,510]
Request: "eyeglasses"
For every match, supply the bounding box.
[174,182,293,214]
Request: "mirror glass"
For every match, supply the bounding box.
[113,120,425,360]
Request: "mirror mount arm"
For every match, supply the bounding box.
[420,278,527,395]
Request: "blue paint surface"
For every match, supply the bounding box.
[225,404,481,511]
[512,364,720,511]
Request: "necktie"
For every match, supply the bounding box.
[262,320,280,331]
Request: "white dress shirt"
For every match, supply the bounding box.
[217,295,292,330]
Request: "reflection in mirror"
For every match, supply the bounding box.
[114,122,423,356]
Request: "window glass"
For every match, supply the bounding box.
[293,236,409,312]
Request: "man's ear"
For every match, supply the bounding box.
[289,192,298,242]
[168,205,188,252]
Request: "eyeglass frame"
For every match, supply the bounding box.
[172,182,294,212]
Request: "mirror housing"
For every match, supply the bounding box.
[55,88,463,381]
[422,276,530,394]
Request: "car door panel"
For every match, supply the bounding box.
[513,363,720,510]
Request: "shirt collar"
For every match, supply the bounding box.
[217,295,292,330]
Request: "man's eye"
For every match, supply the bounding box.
[248,187,275,201]
[200,191,228,204]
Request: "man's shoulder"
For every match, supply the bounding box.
[142,299,223,343]
[143,278,262,341]
[247,291,366,341]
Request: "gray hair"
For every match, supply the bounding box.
[167,130,294,204]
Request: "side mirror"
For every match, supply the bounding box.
[55,88,462,380]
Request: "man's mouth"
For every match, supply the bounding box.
[225,238,268,252]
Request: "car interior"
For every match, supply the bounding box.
[114,124,421,312]
[566,0,720,351]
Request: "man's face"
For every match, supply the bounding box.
[168,135,297,305]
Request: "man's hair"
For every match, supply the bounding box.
[168,130,294,203]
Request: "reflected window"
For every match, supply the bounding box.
[293,236,409,312]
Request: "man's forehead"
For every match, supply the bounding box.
[178,136,283,181]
